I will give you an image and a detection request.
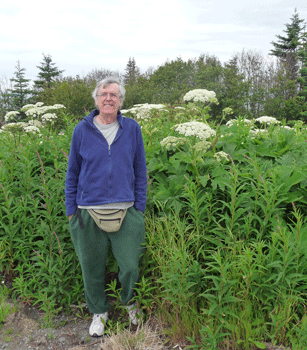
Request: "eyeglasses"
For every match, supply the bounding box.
[96,92,119,99]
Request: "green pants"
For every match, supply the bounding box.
[69,206,146,314]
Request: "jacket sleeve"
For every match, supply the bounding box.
[65,127,82,216]
[133,124,147,213]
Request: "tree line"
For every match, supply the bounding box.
[1,9,307,123]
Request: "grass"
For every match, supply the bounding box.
[100,318,167,350]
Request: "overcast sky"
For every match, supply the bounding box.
[1,0,307,82]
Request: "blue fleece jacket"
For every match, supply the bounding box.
[65,110,147,216]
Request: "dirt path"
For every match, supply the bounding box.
[0,301,104,350]
[0,300,173,350]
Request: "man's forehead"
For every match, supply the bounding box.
[100,83,119,91]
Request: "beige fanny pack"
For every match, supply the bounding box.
[87,208,127,232]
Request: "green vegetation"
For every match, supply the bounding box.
[0,283,15,330]
[1,93,307,349]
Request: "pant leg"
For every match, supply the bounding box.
[69,209,111,314]
[108,206,146,305]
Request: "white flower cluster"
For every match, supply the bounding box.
[23,125,41,134]
[1,102,66,134]
[172,121,216,140]
[160,136,187,150]
[249,129,267,136]
[281,125,293,130]
[28,119,42,127]
[22,102,65,118]
[194,140,211,152]
[222,107,234,115]
[255,116,280,125]
[183,89,216,103]
[2,122,28,132]
[214,151,229,162]
[4,111,20,122]
[122,103,166,121]
[226,119,252,127]
[41,113,57,123]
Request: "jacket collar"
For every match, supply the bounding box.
[86,109,123,128]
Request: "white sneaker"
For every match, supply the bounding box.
[126,303,142,325]
[89,312,108,337]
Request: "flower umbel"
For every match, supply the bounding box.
[255,116,280,125]
[214,151,229,162]
[4,111,20,122]
[160,136,187,150]
[172,121,216,140]
[41,113,58,123]
[183,89,216,103]
[193,141,211,152]
[122,103,166,121]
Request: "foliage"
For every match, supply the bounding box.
[2,66,307,349]
[9,60,32,112]
[123,57,140,86]
[297,34,307,120]
[33,53,64,98]
[44,77,96,117]
[0,283,14,329]
[219,57,250,118]
[0,120,81,322]
[0,77,14,122]
[138,101,307,349]
[147,57,197,104]
[270,8,306,81]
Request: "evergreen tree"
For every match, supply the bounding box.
[219,57,249,118]
[9,60,31,110]
[34,53,64,90]
[296,33,307,120]
[123,57,140,86]
[270,9,306,81]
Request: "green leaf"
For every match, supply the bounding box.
[253,340,266,349]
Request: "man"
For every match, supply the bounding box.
[65,77,147,337]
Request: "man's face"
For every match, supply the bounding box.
[95,83,121,116]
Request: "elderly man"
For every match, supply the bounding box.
[65,77,147,337]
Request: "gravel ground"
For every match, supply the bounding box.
[0,301,106,350]
[0,300,174,350]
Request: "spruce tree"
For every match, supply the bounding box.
[123,57,140,86]
[9,60,31,110]
[34,53,64,90]
[270,9,306,81]
[297,33,307,119]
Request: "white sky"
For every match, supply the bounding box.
[1,0,307,81]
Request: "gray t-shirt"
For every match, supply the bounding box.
[93,117,119,146]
